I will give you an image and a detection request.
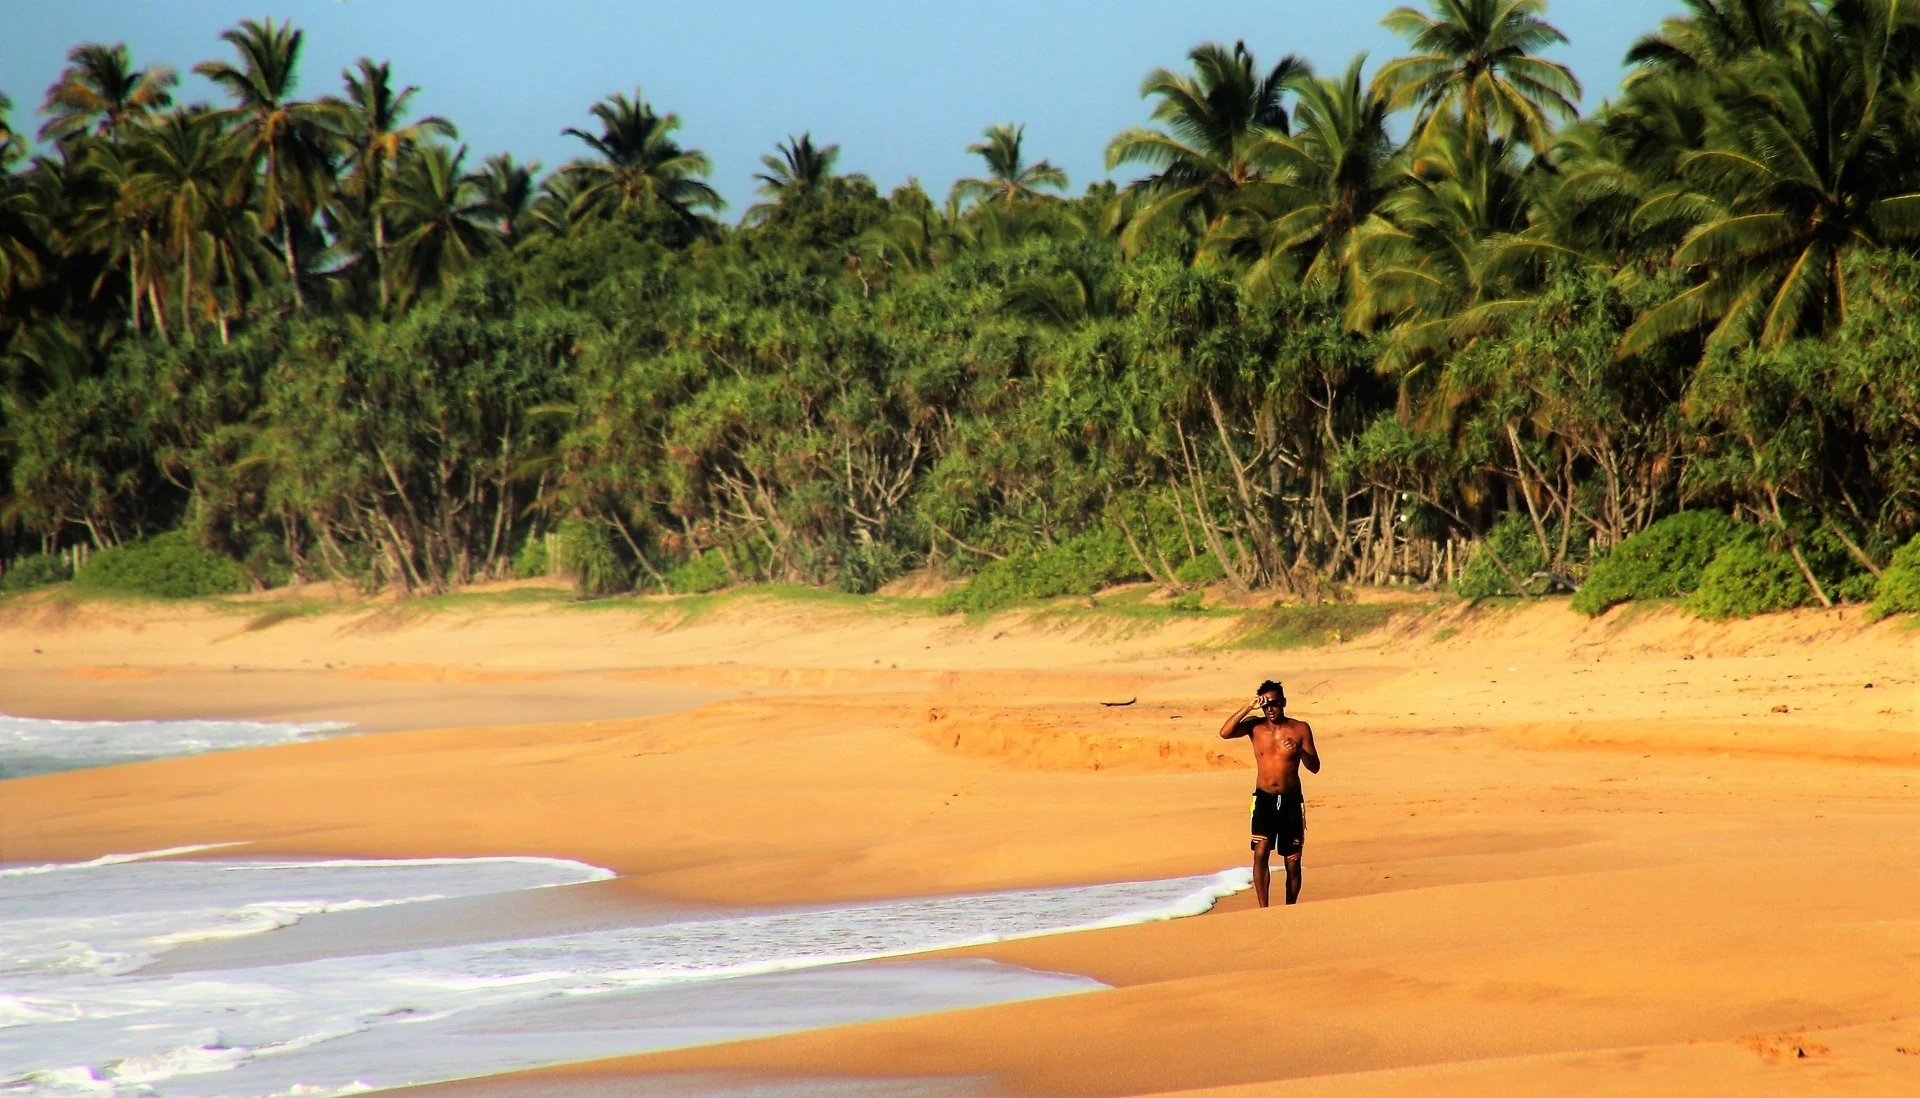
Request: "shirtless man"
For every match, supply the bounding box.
[1219,680,1320,907]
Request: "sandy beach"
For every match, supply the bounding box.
[5,586,1918,1095]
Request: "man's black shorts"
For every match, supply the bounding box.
[1250,790,1305,855]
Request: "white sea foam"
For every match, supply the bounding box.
[0,853,1250,1096]
[0,715,350,779]
[0,854,613,979]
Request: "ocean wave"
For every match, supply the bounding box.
[0,715,353,780]
[1,854,1247,1096]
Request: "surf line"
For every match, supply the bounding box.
[0,841,251,877]
[2,855,1251,1095]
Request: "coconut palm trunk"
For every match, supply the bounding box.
[374,210,389,311]
[147,275,168,341]
[180,244,193,338]
[128,249,143,336]
[281,203,305,311]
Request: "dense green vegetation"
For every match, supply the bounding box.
[0,551,69,592]
[1570,510,1740,614]
[2,1,1917,619]
[72,531,248,598]
[1872,535,1920,619]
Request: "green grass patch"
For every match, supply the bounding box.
[1008,585,1234,640]
[240,604,331,632]
[410,586,575,612]
[555,583,940,631]
[1225,603,1399,650]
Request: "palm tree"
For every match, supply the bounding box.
[526,169,582,239]
[1105,41,1306,252]
[1620,1,1920,355]
[1375,0,1582,152]
[561,89,721,226]
[38,43,177,141]
[745,132,841,224]
[194,18,334,311]
[124,109,240,338]
[1348,123,1537,369]
[0,93,24,167]
[860,180,968,273]
[468,153,540,245]
[324,58,455,310]
[383,144,496,299]
[1560,3,1796,271]
[0,129,48,297]
[0,93,38,305]
[1623,0,1802,77]
[1235,55,1398,290]
[77,139,170,338]
[953,124,1066,207]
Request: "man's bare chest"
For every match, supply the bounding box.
[1252,723,1305,758]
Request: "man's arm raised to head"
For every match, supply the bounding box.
[1219,702,1257,739]
[1299,721,1321,773]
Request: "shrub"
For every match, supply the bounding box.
[0,553,74,593]
[1167,590,1205,613]
[1836,571,1879,604]
[551,520,629,597]
[73,532,249,599]
[1454,513,1545,600]
[934,526,1141,613]
[1799,523,1874,605]
[834,535,904,595]
[1175,551,1226,586]
[1870,534,1920,619]
[240,534,295,589]
[1688,540,1809,620]
[664,549,738,594]
[512,535,549,579]
[1572,510,1741,616]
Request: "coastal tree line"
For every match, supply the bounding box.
[1,0,1917,609]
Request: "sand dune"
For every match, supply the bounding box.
[4,588,1917,1094]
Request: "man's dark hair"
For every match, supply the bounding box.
[1257,679,1285,697]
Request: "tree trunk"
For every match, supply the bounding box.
[1788,544,1834,609]
[1818,513,1884,579]
[282,208,306,312]
[180,244,194,342]
[1175,420,1251,593]
[610,513,670,590]
[129,248,143,336]
[1111,493,1181,593]
[1205,388,1277,584]
[147,278,169,342]
[1483,539,1534,599]
[375,213,389,312]
[1506,424,1553,564]
[374,443,436,588]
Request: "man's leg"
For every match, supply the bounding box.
[1251,836,1273,908]
[1283,852,1302,905]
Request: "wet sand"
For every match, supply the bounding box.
[4,587,1918,1095]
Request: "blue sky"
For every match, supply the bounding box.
[5,1,1684,212]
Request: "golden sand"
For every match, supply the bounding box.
[4,587,1917,1095]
